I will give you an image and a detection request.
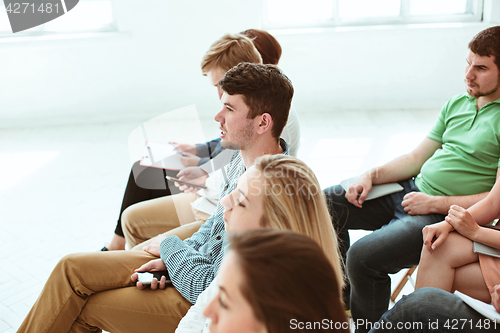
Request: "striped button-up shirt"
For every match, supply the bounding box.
[159,139,289,303]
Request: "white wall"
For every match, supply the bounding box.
[275,23,493,114]
[0,0,262,129]
[0,0,499,129]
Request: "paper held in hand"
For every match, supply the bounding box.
[340,176,404,201]
[454,290,500,323]
[140,141,185,171]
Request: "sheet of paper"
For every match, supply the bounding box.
[140,141,184,171]
[454,290,500,323]
[340,176,404,201]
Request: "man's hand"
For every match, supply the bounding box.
[445,205,480,239]
[492,285,500,312]
[142,234,167,257]
[179,152,201,167]
[345,174,373,208]
[171,142,197,154]
[175,167,209,193]
[402,192,436,215]
[422,221,454,253]
[131,259,168,290]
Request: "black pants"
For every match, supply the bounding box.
[114,161,180,237]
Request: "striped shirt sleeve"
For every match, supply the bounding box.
[160,139,289,304]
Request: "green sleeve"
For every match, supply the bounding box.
[427,101,448,143]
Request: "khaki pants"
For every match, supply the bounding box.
[18,250,192,333]
[18,221,206,333]
[122,192,211,249]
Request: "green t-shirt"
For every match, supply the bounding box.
[415,93,500,196]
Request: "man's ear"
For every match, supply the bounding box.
[256,113,273,135]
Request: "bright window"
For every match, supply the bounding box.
[265,0,483,29]
[0,0,116,37]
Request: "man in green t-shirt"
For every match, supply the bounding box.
[324,26,500,333]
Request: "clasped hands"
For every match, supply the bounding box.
[422,205,479,253]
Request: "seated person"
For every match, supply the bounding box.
[369,177,500,333]
[175,154,345,332]
[104,29,300,251]
[322,25,500,331]
[18,62,294,333]
[370,287,499,332]
[414,172,500,303]
[204,229,349,333]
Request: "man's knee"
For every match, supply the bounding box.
[121,204,140,235]
[382,288,455,322]
[346,238,371,278]
[56,253,94,281]
[323,184,346,203]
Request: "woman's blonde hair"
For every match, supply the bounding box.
[253,155,345,291]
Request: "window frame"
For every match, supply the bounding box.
[263,0,484,30]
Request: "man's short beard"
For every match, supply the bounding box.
[220,141,241,150]
[475,85,500,98]
[468,74,500,98]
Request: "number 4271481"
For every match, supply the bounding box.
[6,2,60,14]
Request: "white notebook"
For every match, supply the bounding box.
[340,176,404,201]
[454,290,500,323]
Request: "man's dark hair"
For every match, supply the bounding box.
[469,26,500,71]
[219,62,294,140]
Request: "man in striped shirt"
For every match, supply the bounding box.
[19,62,294,333]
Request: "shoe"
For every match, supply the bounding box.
[100,246,109,251]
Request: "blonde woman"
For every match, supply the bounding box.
[175,154,346,332]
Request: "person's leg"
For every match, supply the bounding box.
[415,232,479,291]
[108,162,175,250]
[347,212,445,333]
[369,287,498,333]
[106,233,127,251]
[69,286,191,333]
[453,262,491,303]
[323,180,415,309]
[131,220,204,251]
[19,251,157,333]
[323,184,399,260]
[121,192,198,249]
[192,208,212,222]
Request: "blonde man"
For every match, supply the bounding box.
[119,31,300,249]
[19,63,295,333]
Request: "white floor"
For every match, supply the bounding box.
[0,108,437,332]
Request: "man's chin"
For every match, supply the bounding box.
[220,141,241,150]
[467,88,480,98]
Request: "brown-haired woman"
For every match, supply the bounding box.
[204,229,349,333]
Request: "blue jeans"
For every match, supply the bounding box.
[369,288,498,332]
[324,179,445,333]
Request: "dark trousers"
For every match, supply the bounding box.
[323,179,445,333]
[114,161,180,237]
